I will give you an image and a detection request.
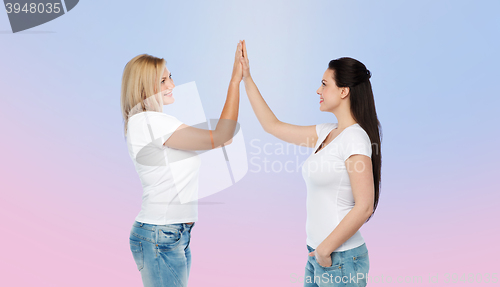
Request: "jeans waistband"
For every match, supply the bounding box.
[133,221,195,233]
[307,242,367,257]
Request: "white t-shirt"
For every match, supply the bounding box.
[301,123,372,251]
[126,111,201,225]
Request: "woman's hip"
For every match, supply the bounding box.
[305,243,369,286]
[130,221,194,251]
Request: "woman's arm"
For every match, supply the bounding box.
[310,154,375,267]
[163,41,243,151]
[240,40,318,148]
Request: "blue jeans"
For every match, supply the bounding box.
[304,243,369,287]
[129,221,195,287]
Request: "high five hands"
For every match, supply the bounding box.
[231,40,244,83]
[230,40,251,84]
[240,40,251,80]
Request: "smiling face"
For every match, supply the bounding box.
[316,68,349,112]
[161,67,175,105]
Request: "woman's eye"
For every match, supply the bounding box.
[322,82,326,86]
[161,80,165,84]
[169,74,172,79]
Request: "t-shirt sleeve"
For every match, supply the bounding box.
[315,123,328,148]
[144,113,184,149]
[340,128,372,161]
[315,123,326,138]
[316,123,334,139]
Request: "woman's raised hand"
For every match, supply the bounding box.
[231,41,244,83]
[240,40,251,79]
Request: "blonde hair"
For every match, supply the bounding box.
[120,54,166,136]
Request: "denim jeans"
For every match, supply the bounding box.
[129,221,195,287]
[304,243,369,287]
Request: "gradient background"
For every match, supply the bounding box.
[1,0,499,286]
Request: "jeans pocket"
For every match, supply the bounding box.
[353,252,369,287]
[314,257,343,286]
[130,239,144,271]
[314,253,343,272]
[185,230,192,250]
[157,227,182,251]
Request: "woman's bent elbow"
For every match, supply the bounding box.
[223,138,233,146]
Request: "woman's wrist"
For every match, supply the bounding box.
[229,78,241,85]
[316,243,333,257]
[243,75,253,83]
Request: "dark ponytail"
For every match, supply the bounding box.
[329,57,382,222]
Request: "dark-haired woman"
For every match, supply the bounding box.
[239,40,381,287]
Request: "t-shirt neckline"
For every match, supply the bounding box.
[313,123,359,155]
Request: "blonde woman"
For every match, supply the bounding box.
[121,41,243,286]
[239,40,381,287]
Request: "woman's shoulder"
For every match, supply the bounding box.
[129,111,180,122]
[340,123,370,143]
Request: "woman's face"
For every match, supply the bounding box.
[316,68,347,112]
[161,67,175,105]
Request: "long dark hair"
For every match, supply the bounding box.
[329,57,382,222]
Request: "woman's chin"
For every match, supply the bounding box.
[163,97,175,105]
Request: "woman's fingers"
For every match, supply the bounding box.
[241,40,249,67]
[236,42,243,69]
[242,40,248,58]
[240,40,250,78]
[242,40,248,60]
[235,41,241,59]
[230,41,244,82]
[240,56,248,69]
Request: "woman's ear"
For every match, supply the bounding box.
[341,87,350,99]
